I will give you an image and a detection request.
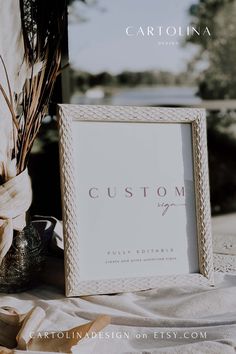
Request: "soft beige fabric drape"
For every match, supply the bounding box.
[0,169,32,264]
[0,306,110,353]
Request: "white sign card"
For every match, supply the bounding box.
[58,105,214,296]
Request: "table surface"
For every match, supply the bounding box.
[0,213,236,354]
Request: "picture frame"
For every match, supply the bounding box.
[57,104,214,297]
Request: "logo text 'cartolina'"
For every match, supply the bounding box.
[125,26,211,37]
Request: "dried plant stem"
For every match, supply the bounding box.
[0,0,68,186]
[0,0,66,175]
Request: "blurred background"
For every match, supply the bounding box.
[29,0,236,219]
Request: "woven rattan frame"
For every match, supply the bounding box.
[58,105,214,296]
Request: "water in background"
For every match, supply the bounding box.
[71,86,201,107]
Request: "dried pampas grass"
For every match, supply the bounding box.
[0,0,66,261]
[0,0,67,178]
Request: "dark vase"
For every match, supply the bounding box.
[0,223,45,293]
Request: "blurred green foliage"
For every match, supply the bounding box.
[188,0,236,99]
[67,0,86,4]
[72,70,193,93]
[188,0,236,214]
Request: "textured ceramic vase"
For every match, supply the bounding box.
[0,223,45,293]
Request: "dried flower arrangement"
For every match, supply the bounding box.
[3,0,66,174]
[0,0,66,263]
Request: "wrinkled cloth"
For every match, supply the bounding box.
[0,272,235,354]
[0,169,32,263]
[0,214,235,354]
[0,305,110,353]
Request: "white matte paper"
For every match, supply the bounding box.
[72,122,199,281]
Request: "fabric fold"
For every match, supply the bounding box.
[0,306,110,353]
[0,169,32,264]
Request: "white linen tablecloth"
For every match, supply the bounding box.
[0,272,236,354]
[0,214,235,354]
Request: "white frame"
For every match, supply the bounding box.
[58,104,214,297]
